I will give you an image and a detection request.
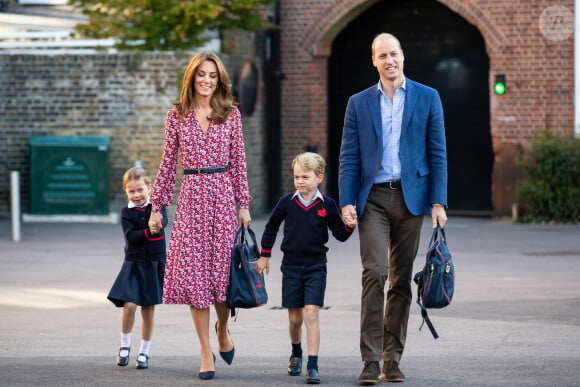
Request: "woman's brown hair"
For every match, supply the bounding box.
[174,52,234,124]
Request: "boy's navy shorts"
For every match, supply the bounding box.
[281,262,327,308]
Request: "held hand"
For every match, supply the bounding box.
[345,218,358,228]
[431,204,447,228]
[341,205,357,225]
[255,257,269,275]
[148,211,163,234]
[238,208,251,229]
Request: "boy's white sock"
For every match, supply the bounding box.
[139,340,151,355]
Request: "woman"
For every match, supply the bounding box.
[148,52,252,380]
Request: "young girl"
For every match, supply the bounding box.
[107,167,168,369]
[256,152,357,384]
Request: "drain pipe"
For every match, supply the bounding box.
[265,1,284,209]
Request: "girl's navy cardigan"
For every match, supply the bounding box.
[121,204,168,262]
[260,193,354,266]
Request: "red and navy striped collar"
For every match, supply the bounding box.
[292,190,324,210]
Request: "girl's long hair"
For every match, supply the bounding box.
[174,52,234,124]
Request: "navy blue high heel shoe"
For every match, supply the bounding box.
[198,354,216,380]
[215,322,235,365]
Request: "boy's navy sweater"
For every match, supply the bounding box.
[121,204,168,262]
[260,193,354,266]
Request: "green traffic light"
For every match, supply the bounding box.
[494,82,506,95]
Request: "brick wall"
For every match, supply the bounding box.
[278,0,575,216]
[0,52,266,218]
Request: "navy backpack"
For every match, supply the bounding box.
[413,225,454,339]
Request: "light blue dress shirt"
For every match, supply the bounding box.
[374,78,406,184]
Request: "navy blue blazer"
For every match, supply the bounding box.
[339,78,448,219]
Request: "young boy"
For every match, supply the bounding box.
[256,152,357,384]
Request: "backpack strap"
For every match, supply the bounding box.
[414,271,439,339]
[418,304,439,339]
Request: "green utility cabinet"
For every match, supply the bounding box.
[29,136,110,215]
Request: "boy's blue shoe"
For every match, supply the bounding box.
[307,368,320,384]
[288,355,302,375]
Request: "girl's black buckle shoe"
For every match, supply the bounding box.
[116,347,130,366]
[136,353,149,369]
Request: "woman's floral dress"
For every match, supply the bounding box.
[150,106,251,308]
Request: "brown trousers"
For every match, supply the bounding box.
[358,185,423,363]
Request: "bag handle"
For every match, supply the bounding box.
[428,224,446,247]
[235,225,260,259]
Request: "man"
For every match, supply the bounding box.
[339,33,448,385]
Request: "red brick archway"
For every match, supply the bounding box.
[303,0,504,56]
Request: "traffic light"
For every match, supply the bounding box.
[494,74,506,95]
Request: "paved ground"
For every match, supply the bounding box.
[1,216,579,386]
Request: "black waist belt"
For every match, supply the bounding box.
[375,180,402,190]
[184,166,228,175]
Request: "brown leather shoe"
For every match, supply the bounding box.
[381,360,405,382]
[358,361,380,385]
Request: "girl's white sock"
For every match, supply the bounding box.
[120,333,131,356]
[139,340,151,355]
